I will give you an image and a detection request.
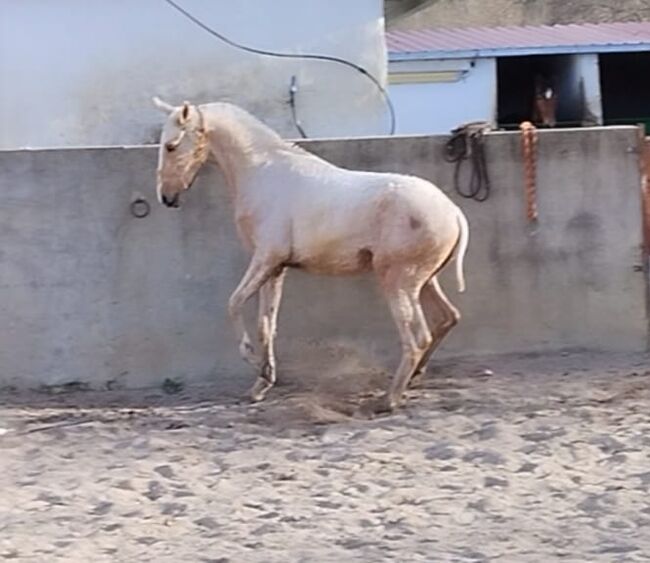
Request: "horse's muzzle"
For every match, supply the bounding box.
[161,193,180,208]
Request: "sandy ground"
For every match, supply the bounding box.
[1,351,650,562]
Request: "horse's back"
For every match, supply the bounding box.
[281,163,461,275]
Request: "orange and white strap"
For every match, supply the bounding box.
[519,121,538,223]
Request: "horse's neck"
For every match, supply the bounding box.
[203,106,305,195]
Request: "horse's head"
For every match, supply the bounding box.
[533,75,557,128]
[153,97,209,208]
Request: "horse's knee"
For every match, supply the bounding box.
[410,316,432,354]
[446,307,461,330]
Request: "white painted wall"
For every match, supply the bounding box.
[388,58,497,135]
[574,54,603,125]
[0,0,387,148]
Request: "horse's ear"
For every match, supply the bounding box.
[152,96,175,114]
[179,101,191,124]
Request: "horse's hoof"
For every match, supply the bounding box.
[249,378,273,403]
[373,394,399,414]
[408,372,424,389]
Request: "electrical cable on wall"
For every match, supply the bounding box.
[162,0,396,137]
[289,76,308,139]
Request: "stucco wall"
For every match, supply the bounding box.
[390,0,650,29]
[0,127,646,391]
[0,0,387,149]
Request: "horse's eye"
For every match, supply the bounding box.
[165,142,177,153]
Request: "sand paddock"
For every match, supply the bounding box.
[1,351,649,562]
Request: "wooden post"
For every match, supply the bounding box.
[641,133,650,258]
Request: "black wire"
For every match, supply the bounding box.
[162,0,396,136]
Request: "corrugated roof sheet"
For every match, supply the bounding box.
[387,21,650,59]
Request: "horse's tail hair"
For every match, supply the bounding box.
[454,211,469,293]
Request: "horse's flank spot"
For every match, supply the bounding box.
[409,216,422,230]
[357,248,373,270]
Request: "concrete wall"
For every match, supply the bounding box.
[0,127,646,391]
[0,0,387,149]
[389,58,497,134]
[389,0,650,29]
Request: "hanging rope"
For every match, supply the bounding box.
[444,121,492,202]
[519,121,539,223]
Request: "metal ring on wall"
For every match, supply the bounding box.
[130,198,150,218]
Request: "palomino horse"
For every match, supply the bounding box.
[153,97,469,412]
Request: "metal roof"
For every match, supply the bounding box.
[387,21,650,60]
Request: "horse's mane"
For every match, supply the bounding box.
[201,102,311,158]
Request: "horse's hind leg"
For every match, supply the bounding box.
[376,267,432,412]
[252,268,286,402]
[409,276,461,387]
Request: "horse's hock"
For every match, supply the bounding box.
[0,127,646,391]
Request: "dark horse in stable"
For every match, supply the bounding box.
[532,75,557,127]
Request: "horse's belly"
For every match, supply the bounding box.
[291,245,374,276]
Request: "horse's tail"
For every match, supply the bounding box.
[454,211,469,293]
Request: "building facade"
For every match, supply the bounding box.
[388,22,650,135]
[1,0,387,148]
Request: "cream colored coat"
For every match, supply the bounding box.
[154,98,469,412]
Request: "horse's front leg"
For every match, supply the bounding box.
[255,268,286,400]
[228,255,280,387]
